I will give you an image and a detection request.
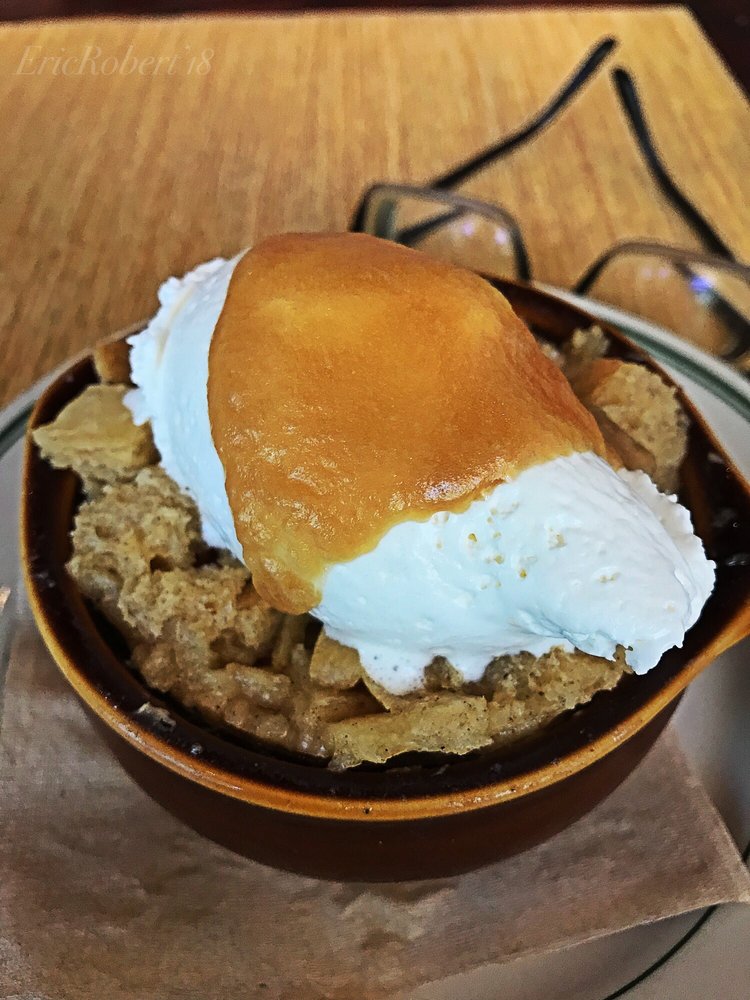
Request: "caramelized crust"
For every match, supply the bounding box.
[209,233,605,612]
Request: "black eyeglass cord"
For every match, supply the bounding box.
[431,37,618,189]
[350,36,617,251]
[611,68,736,262]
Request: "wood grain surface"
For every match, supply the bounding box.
[3,3,750,97]
[1,7,749,406]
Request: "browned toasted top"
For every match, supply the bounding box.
[208,233,605,612]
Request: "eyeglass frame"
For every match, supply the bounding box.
[349,38,750,365]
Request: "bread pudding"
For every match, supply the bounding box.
[32,233,713,769]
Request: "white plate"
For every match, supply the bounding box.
[1,300,748,1000]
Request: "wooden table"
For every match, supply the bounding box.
[3,2,749,96]
[1,7,749,407]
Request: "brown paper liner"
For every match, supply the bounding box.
[1,614,748,999]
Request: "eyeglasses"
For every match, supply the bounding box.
[351,39,750,374]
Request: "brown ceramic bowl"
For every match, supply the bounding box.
[22,280,750,881]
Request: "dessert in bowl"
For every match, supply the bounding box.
[22,233,750,880]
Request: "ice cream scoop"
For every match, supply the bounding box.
[317,453,713,692]
[126,234,714,694]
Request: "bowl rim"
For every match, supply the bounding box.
[21,278,750,822]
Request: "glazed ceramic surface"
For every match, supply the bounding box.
[2,290,749,991]
[17,282,750,880]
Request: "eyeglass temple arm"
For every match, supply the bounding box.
[383,37,617,276]
[612,68,735,261]
[430,36,617,190]
[578,77,748,361]
[350,36,616,239]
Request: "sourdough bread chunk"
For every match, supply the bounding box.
[325,695,492,770]
[485,646,629,743]
[93,338,133,385]
[562,325,609,377]
[571,359,688,493]
[69,467,202,601]
[119,565,252,664]
[33,384,155,494]
[310,631,362,689]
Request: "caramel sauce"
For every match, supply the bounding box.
[208,233,605,613]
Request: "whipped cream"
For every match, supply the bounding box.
[126,258,715,695]
[126,254,245,556]
[317,452,715,693]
